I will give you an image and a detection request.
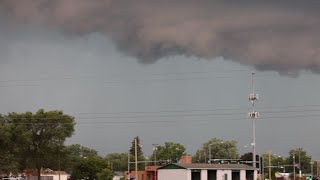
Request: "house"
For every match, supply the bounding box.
[124,165,161,180]
[25,169,70,180]
[113,171,124,180]
[157,163,257,180]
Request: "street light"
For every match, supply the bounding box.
[266,151,283,180]
[296,148,302,178]
[152,144,158,166]
[152,144,158,180]
[311,161,315,178]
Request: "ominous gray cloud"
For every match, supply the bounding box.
[1,0,320,74]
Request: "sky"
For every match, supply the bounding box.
[1,0,320,159]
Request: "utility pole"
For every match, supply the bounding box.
[248,72,259,180]
[58,152,61,180]
[293,153,296,180]
[152,144,158,180]
[135,138,138,180]
[57,142,61,180]
[209,144,212,163]
[298,148,301,179]
[317,160,319,177]
[262,156,265,180]
[311,161,314,178]
[204,150,207,163]
[128,151,130,180]
[269,151,272,180]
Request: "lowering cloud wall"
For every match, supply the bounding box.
[1,0,320,74]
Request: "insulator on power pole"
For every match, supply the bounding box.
[248,111,260,118]
[248,93,259,102]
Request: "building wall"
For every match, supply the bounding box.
[216,170,232,180]
[187,170,192,180]
[27,175,69,180]
[158,168,256,180]
[113,176,122,180]
[253,170,258,180]
[124,171,149,180]
[26,176,53,180]
[158,169,189,180]
[240,170,246,180]
[201,170,208,180]
[51,174,69,180]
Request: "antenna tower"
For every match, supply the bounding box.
[248,72,259,179]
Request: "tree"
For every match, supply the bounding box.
[285,148,312,174]
[240,152,262,168]
[104,153,128,172]
[150,142,186,164]
[261,153,285,180]
[66,144,98,158]
[97,168,114,180]
[3,109,75,180]
[0,115,19,175]
[71,156,111,180]
[193,138,239,163]
[64,144,99,173]
[129,136,145,170]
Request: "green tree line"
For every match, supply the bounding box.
[0,109,317,180]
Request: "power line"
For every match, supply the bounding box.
[0,108,317,120]
[0,69,250,83]
[0,68,318,88]
[2,104,320,121]
[2,113,320,125]
[73,104,320,116]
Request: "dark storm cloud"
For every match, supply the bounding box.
[1,0,320,73]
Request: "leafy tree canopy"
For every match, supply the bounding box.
[285,148,312,174]
[97,168,114,180]
[71,156,111,180]
[150,142,186,164]
[63,144,99,173]
[66,144,98,158]
[0,109,75,179]
[104,153,128,172]
[193,138,239,163]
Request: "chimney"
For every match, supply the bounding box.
[179,154,192,164]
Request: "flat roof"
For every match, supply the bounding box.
[158,163,257,170]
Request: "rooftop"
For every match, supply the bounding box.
[158,163,257,170]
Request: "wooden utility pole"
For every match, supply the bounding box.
[269,151,272,180]
[293,153,296,180]
[135,138,138,180]
[317,160,320,177]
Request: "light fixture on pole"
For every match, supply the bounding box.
[248,72,259,180]
[152,144,158,165]
[152,144,158,180]
[298,148,302,178]
[311,161,315,178]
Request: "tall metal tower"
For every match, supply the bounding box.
[248,72,259,178]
